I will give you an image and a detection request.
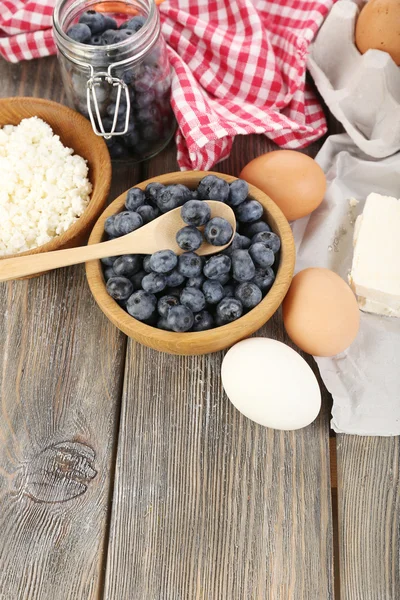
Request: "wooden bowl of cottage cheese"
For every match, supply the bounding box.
[0,97,111,273]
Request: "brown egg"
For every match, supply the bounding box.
[282,268,360,357]
[240,150,326,221]
[355,0,400,66]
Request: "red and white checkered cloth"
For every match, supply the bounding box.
[0,0,335,170]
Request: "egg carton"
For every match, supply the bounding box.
[308,0,400,158]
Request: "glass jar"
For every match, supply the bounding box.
[53,0,176,162]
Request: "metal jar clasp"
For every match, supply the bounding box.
[87,71,131,139]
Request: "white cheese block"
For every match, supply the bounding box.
[349,192,400,317]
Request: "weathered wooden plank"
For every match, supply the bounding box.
[337,436,400,600]
[325,109,400,600]
[105,136,334,599]
[0,57,135,599]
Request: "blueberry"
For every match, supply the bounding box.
[112,30,134,43]
[223,232,251,256]
[238,234,251,249]
[249,243,275,268]
[143,255,152,273]
[181,199,211,226]
[190,190,199,200]
[101,255,117,267]
[79,10,105,34]
[104,266,115,280]
[106,139,127,159]
[130,269,146,289]
[67,23,91,43]
[186,274,205,289]
[136,204,159,224]
[218,271,231,285]
[114,211,143,236]
[203,280,225,304]
[252,267,275,292]
[156,185,185,213]
[231,249,255,282]
[165,268,185,287]
[252,231,281,254]
[106,276,133,300]
[124,131,141,149]
[104,215,118,238]
[197,175,229,202]
[125,187,146,211]
[106,100,128,119]
[132,140,152,155]
[216,297,243,323]
[178,252,203,278]
[235,200,263,223]
[180,287,206,313]
[223,284,235,297]
[242,220,271,238]
[157,318,171,331]
[135,90,156,108]
[127,290,157,321]
[121,15,146,32]
[103,16,118,30]
[143,312,158,326]
[103,116,127,136]
[102,29,118,45]
[90,34,105,46]
[176,226,203,252]
[134,65,159,92]
[121,70,136,86]
[203,255,231,280]
[150,249,178,273]
[215,315,226,327]
[192,310,214,331]
[137,105,160,124]
[234,282,262,309]
[167,305,194,332]
[204,217,233,246]
[140,123,161,143]
[175,184,192,202]
[227,179,249,207]
[113,254,142,277]
[158,295,180,318]
[142,272,167,294]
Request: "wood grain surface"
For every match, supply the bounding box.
[104,138,334,599]
[0,266,126,599]
[2,52,397,600]
[337,436,400,600]
[0,57,136,599]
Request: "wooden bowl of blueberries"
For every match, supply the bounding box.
[86,171,295,355]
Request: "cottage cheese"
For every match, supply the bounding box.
[0,117,92,256]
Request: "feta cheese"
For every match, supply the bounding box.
[349,192,400,317]
[0,116,92,256]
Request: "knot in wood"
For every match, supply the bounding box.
[21,441,97,504]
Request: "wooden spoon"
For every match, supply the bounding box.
[0,201,236,282]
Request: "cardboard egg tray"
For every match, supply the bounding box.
[308,0,400,158]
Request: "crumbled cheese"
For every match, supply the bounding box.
[0,117,92,255]
[349,197,359,208]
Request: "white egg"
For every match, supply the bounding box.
[221,338,321,431]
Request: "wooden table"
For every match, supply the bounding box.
[0,56,398,600]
